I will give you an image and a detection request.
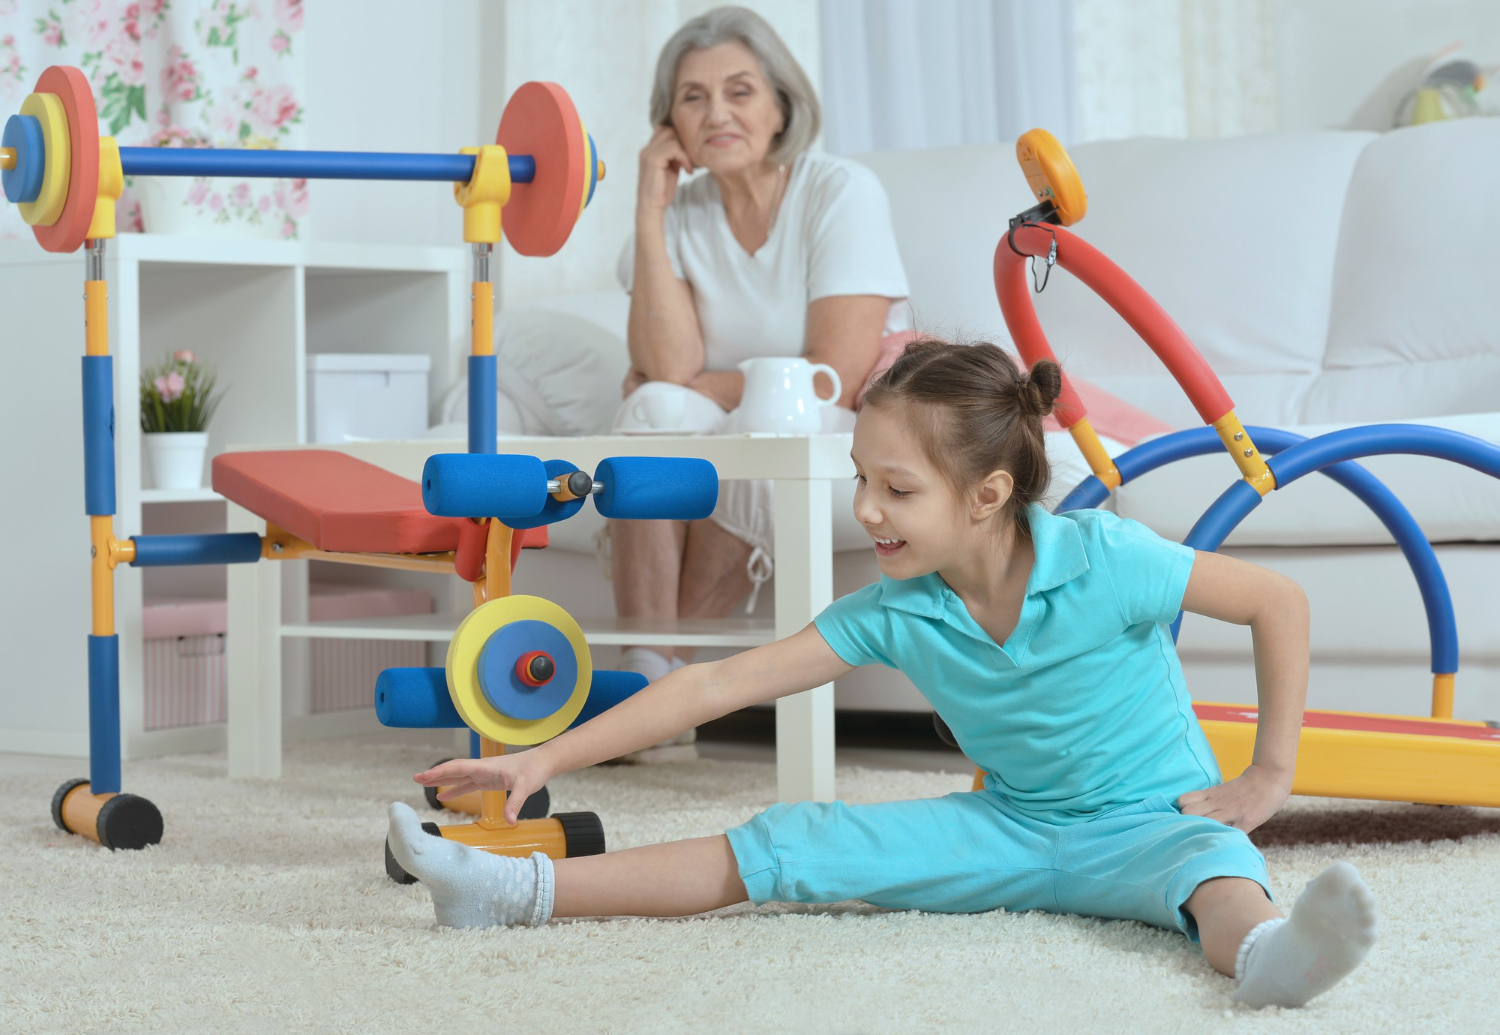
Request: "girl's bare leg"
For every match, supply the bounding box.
[553,834,748,918]
[1184,877,1281,976]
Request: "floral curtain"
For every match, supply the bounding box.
[1,0,307,242]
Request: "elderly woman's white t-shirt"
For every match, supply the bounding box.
[617,150,912,366]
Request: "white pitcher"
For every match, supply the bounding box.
[734,357,843,434]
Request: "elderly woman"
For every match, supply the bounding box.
[609,6,910,760]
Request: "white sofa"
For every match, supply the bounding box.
[454,118,1500,724]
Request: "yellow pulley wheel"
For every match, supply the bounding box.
[1016,128,1086,226]
[445,595,592,746]
[17,92,69,227]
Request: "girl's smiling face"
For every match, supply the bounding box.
[851,402,1012,579]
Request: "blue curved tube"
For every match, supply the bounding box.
[1059,426,1459,675]
[1267,424,1500,485]
[118,147,537,184]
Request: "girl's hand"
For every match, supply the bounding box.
[638,125,694,214]
[1176,764,1292,834]
[413,750,555,826]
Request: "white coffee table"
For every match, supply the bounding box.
[225,433,856,803]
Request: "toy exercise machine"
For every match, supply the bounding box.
[949,128,1500,807]
[3,66,720,865]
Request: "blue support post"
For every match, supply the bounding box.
[468,354,497,455]
[82,356,115,516]
[87,635,121,795]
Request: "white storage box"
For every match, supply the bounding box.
[142,585,434,730]
[306,353,431,443]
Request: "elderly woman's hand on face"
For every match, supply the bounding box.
[638,124,696,217]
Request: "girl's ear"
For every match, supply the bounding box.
[973,469,1015,520]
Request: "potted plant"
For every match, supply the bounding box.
[140,350,225,490]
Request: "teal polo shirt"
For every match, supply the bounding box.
[814,504,1222,823]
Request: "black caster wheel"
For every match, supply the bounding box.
[51,779,163,850]
[386,820,442,884]
[422,757,551,820]
[932,712,960,749]
[51,778,89,831]
[554,811,605,857]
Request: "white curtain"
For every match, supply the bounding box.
[818,0,1077,155]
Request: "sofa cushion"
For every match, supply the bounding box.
[1110,411,1500,547]
[1305,119,1500,423]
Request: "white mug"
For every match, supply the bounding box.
[734,356,843,434]
[629,383,688,430]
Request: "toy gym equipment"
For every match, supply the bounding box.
[949,128,1500,807]
[4,65,720,862]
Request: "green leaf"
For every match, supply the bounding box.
[129,85,146,122]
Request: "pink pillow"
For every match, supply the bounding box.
[856,333,1174,447]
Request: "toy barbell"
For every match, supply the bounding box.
[1,68,604,255]
[421,454,720,523]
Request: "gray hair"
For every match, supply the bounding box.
[649,5,821,163]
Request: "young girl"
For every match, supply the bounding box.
[388,340,1377,1009]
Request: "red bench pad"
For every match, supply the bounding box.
[213,450,465,554]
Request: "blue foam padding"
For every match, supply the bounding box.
[593,457,718,520]
[477,619,577,720]
[468,355,496,455]
[82,356,116,517]
[507,459,587,529]
[131,533,263,567]
[568,669,649,729]
[375,667,466,729]
[2,114,44,203]
[88,635,121,795]
[421,453,548,518]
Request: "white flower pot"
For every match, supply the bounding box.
[143,431,209,490]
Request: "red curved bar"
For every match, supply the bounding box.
[995,223,1234,427]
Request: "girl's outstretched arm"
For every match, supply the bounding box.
[1177,550,1310,831]
[538,623,855,778]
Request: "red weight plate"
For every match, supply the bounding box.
[497,82,587,257]
[33,66,99,254]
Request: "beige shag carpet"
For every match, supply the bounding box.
[3,736,1498,1035]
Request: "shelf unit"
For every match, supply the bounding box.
[0,233,469,759]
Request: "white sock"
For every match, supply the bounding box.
[387,802,554,929]
[621,646,673,683]
[1234,861,1378,1008]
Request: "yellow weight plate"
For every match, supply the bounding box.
[445,595,592,746]
[18,92,69,227]
[578,116,592,218]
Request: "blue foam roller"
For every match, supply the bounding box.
[568,669,649,729]
[375,667,467,729]
[593,457,718,520]
[421,453,549,519]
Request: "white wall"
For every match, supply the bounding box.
[302,0,481,250]
[301,0,818,306]
[1072,0,1499,142]
[1270,0,1500,132]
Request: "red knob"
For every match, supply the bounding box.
[516,651,555,687]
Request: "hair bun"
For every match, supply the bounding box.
[1019,359,1062,419]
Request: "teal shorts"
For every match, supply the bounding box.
[724,789,1271,941]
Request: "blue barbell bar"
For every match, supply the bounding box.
[115,146,536,183]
